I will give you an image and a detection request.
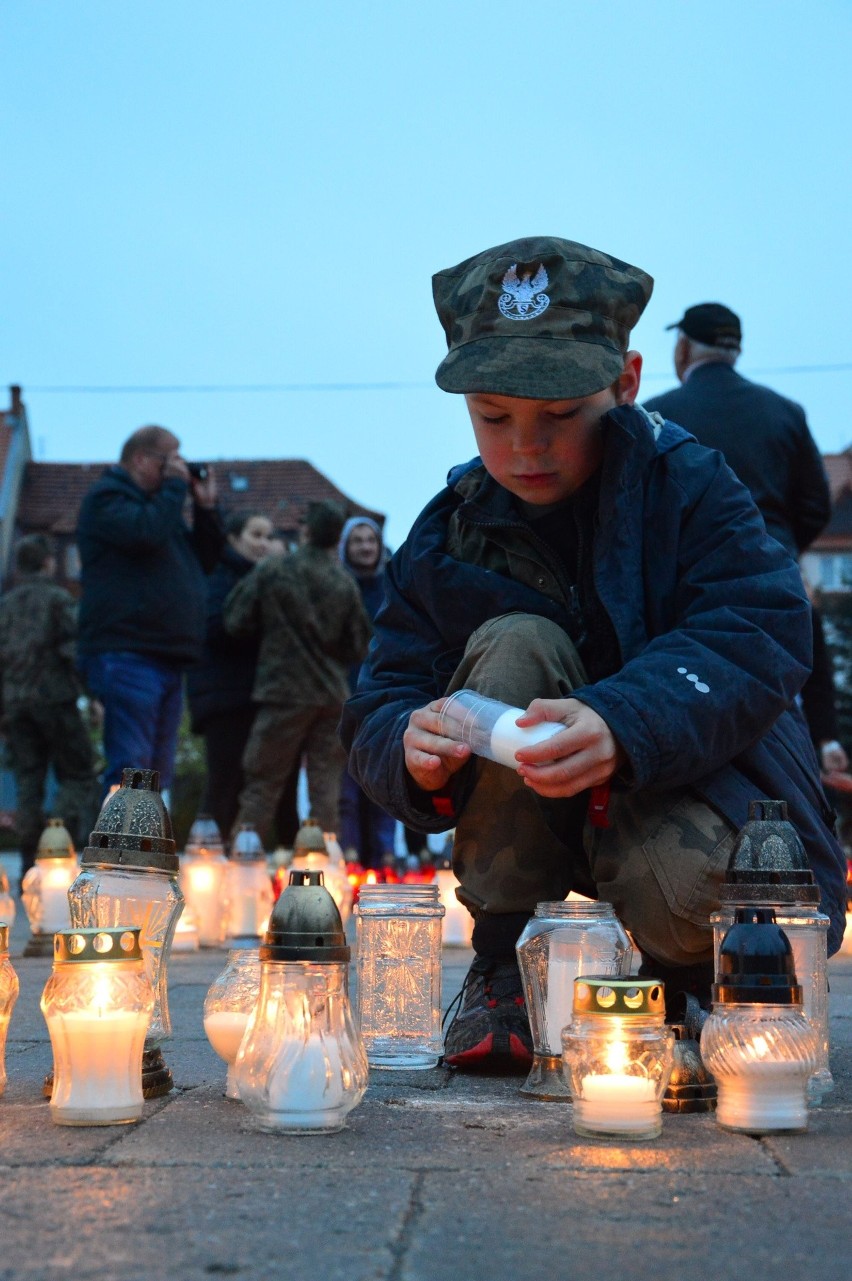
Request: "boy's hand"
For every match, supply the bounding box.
[513,698,625,798]
[404,699,472,791]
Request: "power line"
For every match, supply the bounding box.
[19,362,852,394]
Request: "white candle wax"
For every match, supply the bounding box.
[39,864,74,933]
[577,1073,658,1134]
[545,954,579,1052]
[205,1010,251,1100]
[48,1009,148,1124]
[0,1013,10,1094]
[187,866,226,946]
[716,1064,809,1132]
[489,710,563,769]
[229,892,260,938]
[436,871,473,946]
[265,1032,345,1127]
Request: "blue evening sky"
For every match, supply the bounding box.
[3,0,851,547]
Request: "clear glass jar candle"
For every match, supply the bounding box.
[517,901,632,1100]
[41,928,154,1126]
[204,947,261,1099]
[562,977,675,1140]
[0,922,20,1095]
[355,884,445,1069]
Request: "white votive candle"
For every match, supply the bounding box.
[204,1010,251,1100]
[48,1009,149,1125]
[489,710,563,769]
[545,954,579,1053]
[576,1073,658,1136]
[265,1033,345,1129]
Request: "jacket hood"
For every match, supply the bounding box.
[339,516,387,576]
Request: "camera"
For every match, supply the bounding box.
[187,462,209,481]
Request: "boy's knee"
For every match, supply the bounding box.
[452,613,587,703]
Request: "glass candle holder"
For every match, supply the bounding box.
[0,923,20,1095]
[517,901,632,1100]
[714,798,831,1100]
[702,907,818,1134]
[21,819,79,956]
[204,947,261,1099]
[180,815,229,948]
[226,827,273,942]
[41,927,154,1126]
[0,865,16,927]
[562,978,675,1140]
[438,689,562,768]
[68,768,184,1097]
[235,870,367,1133]
[355,883,445,1069]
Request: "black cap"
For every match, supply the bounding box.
[712,907,802,1005]
[666,302,741,349]
[261,869,350,963]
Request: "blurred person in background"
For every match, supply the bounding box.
[0,535,99,874]
[337,517,398,866]
[187,511,299,844]
[76,425,223,799]
[225,500,371,842]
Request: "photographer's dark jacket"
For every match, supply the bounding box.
[341,404,848,954]
[76,466,223,667]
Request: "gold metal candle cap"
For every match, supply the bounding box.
[0,923,9,952]
[573,977,666,1017]
[53,928,144,964]
[36,818,76,860]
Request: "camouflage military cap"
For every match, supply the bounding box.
[433,236,653,399]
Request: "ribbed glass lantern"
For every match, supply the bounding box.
[0,865,16,928]
[204,947,261,1100]
[67,768,183,1097]
[702,908,818,1134]
[0,923,19,1095]
[235,871,368,1133]
[41,927,154,1126]
[517,900,632,1099]
[21,819,79,956]
[355,883,445,1069]
[710,799,831,1101]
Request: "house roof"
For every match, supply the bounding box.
[15,457,384,537]
[811,448,852,553]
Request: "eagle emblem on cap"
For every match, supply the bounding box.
[498,263,550,321]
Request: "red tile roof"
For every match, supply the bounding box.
[15,458,384,537]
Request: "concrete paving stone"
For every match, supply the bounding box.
[404,1170,852,1281]
[0,1165,415,1281]
[761,1107,852,1176]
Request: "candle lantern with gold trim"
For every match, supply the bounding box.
[21,819,79,956]
[67,768,183,1097]
[562,977,675,1140]
[41,927,153,1126]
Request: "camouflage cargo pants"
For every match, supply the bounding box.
[2,700,100,872]
[235,703,346,842]
[448,614,736,967]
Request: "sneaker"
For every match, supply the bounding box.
[442,956,533,1073]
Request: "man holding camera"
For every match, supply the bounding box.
[76,425,223,799]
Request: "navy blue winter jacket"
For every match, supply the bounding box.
[341,404,847,953]
[76,467,223,667]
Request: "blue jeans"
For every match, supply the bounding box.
[81,651,184,795]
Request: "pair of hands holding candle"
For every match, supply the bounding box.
[404,696,626,798]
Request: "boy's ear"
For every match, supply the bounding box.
[615,351,642,405]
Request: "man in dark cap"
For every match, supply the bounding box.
[645,305,841,775]
[225,500,371,842]
[645,303,831,559]
[341,237,846,1073]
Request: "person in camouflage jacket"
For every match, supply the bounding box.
[0,535,99,873]
[224,500,371,841]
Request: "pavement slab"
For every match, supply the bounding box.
[0,914,850,1280]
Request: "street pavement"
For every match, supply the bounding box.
[1,893,851,1281]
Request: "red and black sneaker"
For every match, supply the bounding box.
[442,956,533,1073]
